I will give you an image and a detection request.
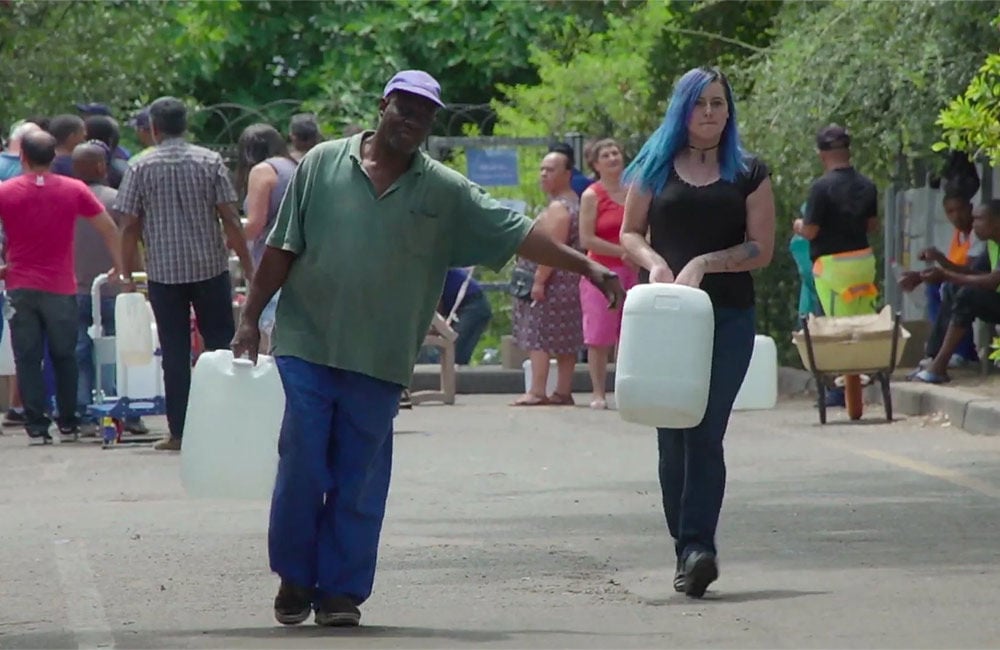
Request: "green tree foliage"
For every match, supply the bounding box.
[936,36,1000,165]
[0,0,184,127]
[172,0,620,135]
[492,1,779,146]
[492,1,674,143]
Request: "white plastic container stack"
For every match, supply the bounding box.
[115,293,154,367]
[615,284,715,428]
[181,350,285,500]
[522,358,558,396]
[732,335,778,411]
[115,322,163,401]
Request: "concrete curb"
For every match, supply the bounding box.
[889,382,1000,436]
[411,364,824,398]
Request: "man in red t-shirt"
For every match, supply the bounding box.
[0,131,123,442]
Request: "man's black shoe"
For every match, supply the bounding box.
[273,581,313,625]
[314,595,361,627]
[683,550,718,599]
[673,557,685,593]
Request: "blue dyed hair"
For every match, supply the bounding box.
[624,67,747,194]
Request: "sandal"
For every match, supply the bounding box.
[511,394,549,406]
[548,392,575,406]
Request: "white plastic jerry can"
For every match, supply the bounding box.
[522,358,558,396]
[732,335,778,411]
[114,293,154,367]
[115,322,163,401]
[615,283,715,428]
[180,350,286,500]
[0,323,14,376]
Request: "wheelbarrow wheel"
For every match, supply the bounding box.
[844,374,863,421]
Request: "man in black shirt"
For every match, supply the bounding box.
[793,124,879,317]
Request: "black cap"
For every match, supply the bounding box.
[816,124,850,151]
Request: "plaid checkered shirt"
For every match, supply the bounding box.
[115,137,238,284]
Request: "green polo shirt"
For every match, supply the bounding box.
[267,133,533,386]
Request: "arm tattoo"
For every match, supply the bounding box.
[699,241,761,273]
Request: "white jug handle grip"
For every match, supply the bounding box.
[232,358,255,368]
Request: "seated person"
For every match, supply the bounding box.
[899,191,982,367]
[417,267,492,365]
[907,200,1000,384]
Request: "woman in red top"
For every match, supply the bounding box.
[578,139,638,409]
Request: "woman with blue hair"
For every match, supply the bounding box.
[621,67,775,598]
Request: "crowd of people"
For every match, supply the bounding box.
[0,101,325,449]
[0,62,992,629]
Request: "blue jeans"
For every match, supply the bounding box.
[269,356,401,604]
[7,289,80,434]
[657,307,756,560]
[147,272,235,439]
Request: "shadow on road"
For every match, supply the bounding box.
[639,588,829,606]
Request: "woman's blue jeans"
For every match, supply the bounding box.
[657,307,756,561]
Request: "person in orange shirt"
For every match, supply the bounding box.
[899,191,982,366]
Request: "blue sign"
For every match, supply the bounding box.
[466,147,519,187]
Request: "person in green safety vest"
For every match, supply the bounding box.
[911,199,1000,383]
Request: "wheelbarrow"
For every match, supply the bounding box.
[792,307,909,424]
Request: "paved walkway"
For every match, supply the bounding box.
[2,397,1000,648]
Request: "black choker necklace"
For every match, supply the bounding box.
[688,144,719,163]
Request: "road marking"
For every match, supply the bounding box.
[820,439,1000,500]
[53,539,115,649]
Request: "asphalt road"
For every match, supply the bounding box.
[1,396,999,649]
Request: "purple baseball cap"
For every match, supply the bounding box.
[382,70,445,107]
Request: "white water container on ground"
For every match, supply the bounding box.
[522,358,558,395]
[115,323,163,400]
[0,323,14,376]
[181,350,285,500]
[732,335,778,411]
[615,284,714,428]
[115,293,154,367]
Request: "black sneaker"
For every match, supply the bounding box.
[683,550,718,599]
[314,595,361,627]
[58,424,80,442]
[3,409,25,426]
[273,581,313,625]
[26,427,52,444]
[399,389,412,410]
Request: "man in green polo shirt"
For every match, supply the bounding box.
[230,70,624,628]
[912,199,1000,383]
